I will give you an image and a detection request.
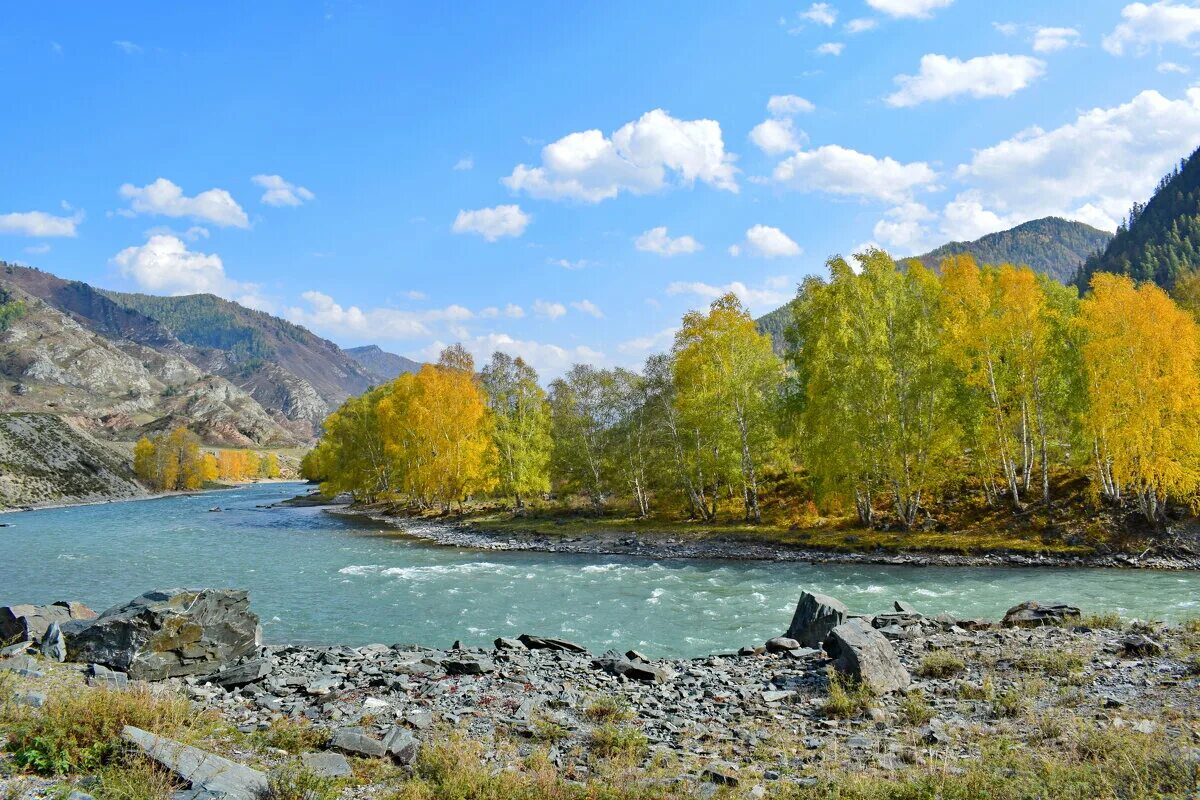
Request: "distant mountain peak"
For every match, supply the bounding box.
[345,344,422,383]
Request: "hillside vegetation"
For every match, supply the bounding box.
[1077,145,1200,289]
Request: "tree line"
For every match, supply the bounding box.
[133,427,282,491]
[305,251,1200,527]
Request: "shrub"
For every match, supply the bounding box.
[992,686,1030,718]
[587,724,648,760]
[916,652,966,678]
[956,676,995,701]
[822,672,875,719]
[584,697,632,723]
[93,759,180,800]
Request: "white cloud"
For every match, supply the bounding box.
[571,299,605,318]
[1032,27,1082,53]
[872,202,938,253]
[1158,60,1191,72]
[503,109,738,203]
[424,333,604,378]
[548,257,594,270]
[952,87,1200,234]
[846,17,879,33]
[767,94,815,115]
[504,303,525,318]
[887,54,1045,107]
[800,3,837,26]
[251,174,315,207]
[23,243,51,255]
[451,204,531,241]
[1103,1,1200,55]
[618,327,677,355]
[667,280,791,310]
[533,299,567,320]
[286,291,485,339]
[404,290,427,300]
[113,40,142,54]
[737,224,802,258]
[635,226,703,256]
[993,21,1019,36]
[111,234,261,305]
[772,144,937,203]
[0,210,82,237]
[119,178,249,228]
[939,192,1024,241]
[750,117,804,155]
[453,156,474,171]
[816,42,845,56]
[867,0,954,19]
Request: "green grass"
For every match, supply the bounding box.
[916,652,966,678]
[583,697,633,723]
[263,763,340,800]
[1081,611,1123,629]
[586,724,648,760]
[251,717,330,755]
[1014,651,1086,677]
[898,690,934,726]
[822,672,876,719]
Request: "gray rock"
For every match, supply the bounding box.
[0,653,43,678]
[445,657,495,675]
[66,589,261,681]
[211,658,272,688]
[785,591,849,648]
[761,690,794,703]
[329,727,386,758]
[1120,634,1164,657]
[1002,601,1081,628]
[0,601,96,643]
[764,636,801,653]
[383,726,421,765]
[517,634,588,653]
[493,637,527,651]
[87,663,129,689]
[701,764,740,786]
[122,725,267,800]
[894,600,918,614]
[825,619,910,694]
[40,622,67,662]
[14,690,47,708]
[299,751,352,778]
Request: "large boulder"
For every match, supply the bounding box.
[825,618,910,694]
[785,591,849,648]
[0,601,96,643]
[122,726,267,800]
[1002,601,1081,629]
[65,589,260,681]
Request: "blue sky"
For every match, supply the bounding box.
[4,0,1200,376]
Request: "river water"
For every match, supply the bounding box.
[1,483,1197,657]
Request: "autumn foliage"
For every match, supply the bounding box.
[134,428,281,491]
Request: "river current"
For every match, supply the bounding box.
[2,483,1197,657]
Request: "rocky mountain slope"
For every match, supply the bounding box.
[345,344,421,382]
[0,412,146,508]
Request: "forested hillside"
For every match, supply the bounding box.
[1077,146,1200,290]
[915,217,1112,283]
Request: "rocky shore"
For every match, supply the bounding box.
[329,506,1200,570]
[2,589,1198,799]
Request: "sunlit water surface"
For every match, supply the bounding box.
[2,483,1197,657]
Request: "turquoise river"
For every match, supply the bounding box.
[2,483,1198,657]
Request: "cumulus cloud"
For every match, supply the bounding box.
[750,117,804,155]
[887,54,1045,107]
[533,299,567,320]
[421,333,604,379]
[772,144,937,203]
[800,3,837,26]
[635,226,703,256]
[548,257,594,270]
[0,209,82,237]
[816,42,845,56]
[119,178,249,228]
[571,299,605,318]
[1159,60,1190,72]
[1103,1,1200,55]
[1032,27,1082,53]
[667,279,791,310]
[767,94,815,115]
[286,291,482,339]
[503,109,738,203]
[846,17,879,33]
[732,224,803,258]
[618,327,677,355]
[867,0,954,19]
[111,234,262,305]
[872,202,938,253]
[951,87,1200,233]
[453,156,474,171]
[252,174,315,207]
[451,204,530,241]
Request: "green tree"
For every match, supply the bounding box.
[481,353,552,508]
[549,365,613,513]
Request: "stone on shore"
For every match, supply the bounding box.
[825,618,910,694]
[210,657,272,688]
[40,622,67,662]
[0,601,96,643]
[122,725,267,800]
[65,589,261,681]
[1002,601,1081,628]
[785,591,849,648]
[764,636,801,654]
[300,751,352,778]
[517,634,588,653]
[383,726,421,765]
[329,727,387,758]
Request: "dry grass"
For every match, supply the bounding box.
[916,651,966,678]
[822,672,876,719]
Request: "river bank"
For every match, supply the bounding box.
[1,590,1197,799]
[329,505,1200,571]
[0,479,308,515]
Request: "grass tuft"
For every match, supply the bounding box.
[822,672,876,719]
[587,724,648,760]
[916,652,966,678]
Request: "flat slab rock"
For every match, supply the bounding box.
[122,725,267,800]
[1002,601,1081,628]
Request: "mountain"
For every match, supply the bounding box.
[755,216,1114,353]
[1076,146,1200,290]
[913,217,1113,284]
[345,345,421,382]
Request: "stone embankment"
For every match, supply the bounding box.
[1,591,1197,796]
